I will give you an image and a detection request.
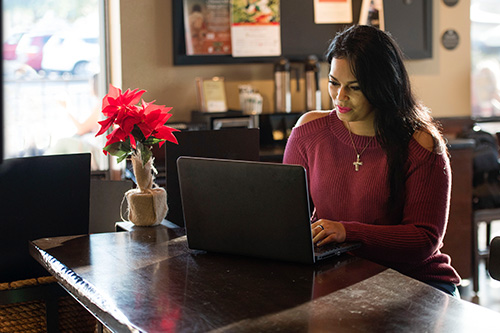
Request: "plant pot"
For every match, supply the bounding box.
[125,153,168,226]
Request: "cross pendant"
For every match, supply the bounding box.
[353,154,363,171]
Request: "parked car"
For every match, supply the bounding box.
[14,33,52,72]
[41,33,99,76]
[3,32,24,60]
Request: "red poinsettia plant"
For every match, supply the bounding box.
[96,85,179,165]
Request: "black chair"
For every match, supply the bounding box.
[164,128,260,227]
[489,236,500,281]
[473,208,500,292]
[459,127,500,293]
[89,179,134,233]
[0,153,97,332]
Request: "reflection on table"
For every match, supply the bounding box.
[30,224,500,332]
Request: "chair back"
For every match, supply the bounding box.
[0,153,91,282]
[164,128,260,227]
[89,179,133,233]
[490,236,500,280]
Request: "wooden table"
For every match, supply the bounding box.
[30,224,500,332]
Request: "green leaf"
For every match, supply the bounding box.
[103,141,133,164]
[121,141,132,152]
[143,137,164,146]
[141,148,152,166]
[136,141,145,154]
[131,125,146,142]
[116,152,130,164]
[103,142,123,155]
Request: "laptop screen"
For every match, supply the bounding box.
[177,157,316,264]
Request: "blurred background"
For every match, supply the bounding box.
[2,0,108,171]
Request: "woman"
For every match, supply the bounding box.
[283,25,461,297]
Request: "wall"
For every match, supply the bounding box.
[117,0,470,123]
[407,0,471,118]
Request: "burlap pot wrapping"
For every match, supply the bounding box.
[125,153,168,226]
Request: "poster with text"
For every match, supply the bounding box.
[359,0,384,30]
[184,0,232,55]
[313,0,352,24]
[230,0,281,57]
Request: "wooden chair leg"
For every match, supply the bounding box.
[486,222,492,247]
[485,221,492,271]
[473,218,480,293]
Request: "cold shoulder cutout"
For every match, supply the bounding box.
[294,111,330,127]
[413,130,435,152]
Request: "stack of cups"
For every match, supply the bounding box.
[239,85,263,115]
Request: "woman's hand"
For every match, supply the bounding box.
[311,219,346,246]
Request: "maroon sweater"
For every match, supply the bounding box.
[283,112,461,285]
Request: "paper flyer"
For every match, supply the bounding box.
[359,0,384,30]
[196,77,228,112]
[183,0,232,55]
[230,0,281,57]
[313,0,352,24]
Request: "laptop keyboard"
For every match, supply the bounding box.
[314,241,361,257]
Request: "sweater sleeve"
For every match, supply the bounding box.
[283,122,317,185]
[283,130,307,167]
[343,143,451,264]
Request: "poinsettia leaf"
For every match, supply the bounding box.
[103,142,123,155]
[143,137,164,146]
[103,141,133,164]
[109,148,128,158]
[105,149,130,163]
[136,141,145,153]
[140,147,153,166]
[131,125,146,142]
[116,152,130,164]
[121,140,132,152]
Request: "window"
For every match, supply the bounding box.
[2,0,108,172]
[471,0,500,119]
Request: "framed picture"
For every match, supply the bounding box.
[183,0,232,56]
[195,77,228,112]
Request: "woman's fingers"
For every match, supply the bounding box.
[311,220,347,245]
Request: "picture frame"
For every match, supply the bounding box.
[195,77,228,112]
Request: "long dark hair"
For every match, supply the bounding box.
[325,25,446,217]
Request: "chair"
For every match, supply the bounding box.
[459,127,500,293]
[489,236,500,281]
[0,153,97,332]
[473,208,500,292]
[89,179,134,233]
[163,128,260,227]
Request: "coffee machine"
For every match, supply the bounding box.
[274,57,292,113]
[305,55,321,111]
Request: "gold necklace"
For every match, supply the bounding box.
[346,122,375,172]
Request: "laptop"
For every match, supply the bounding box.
[164,128,260,227]
[177,156,361,264]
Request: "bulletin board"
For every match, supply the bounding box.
[172,0,432,66]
